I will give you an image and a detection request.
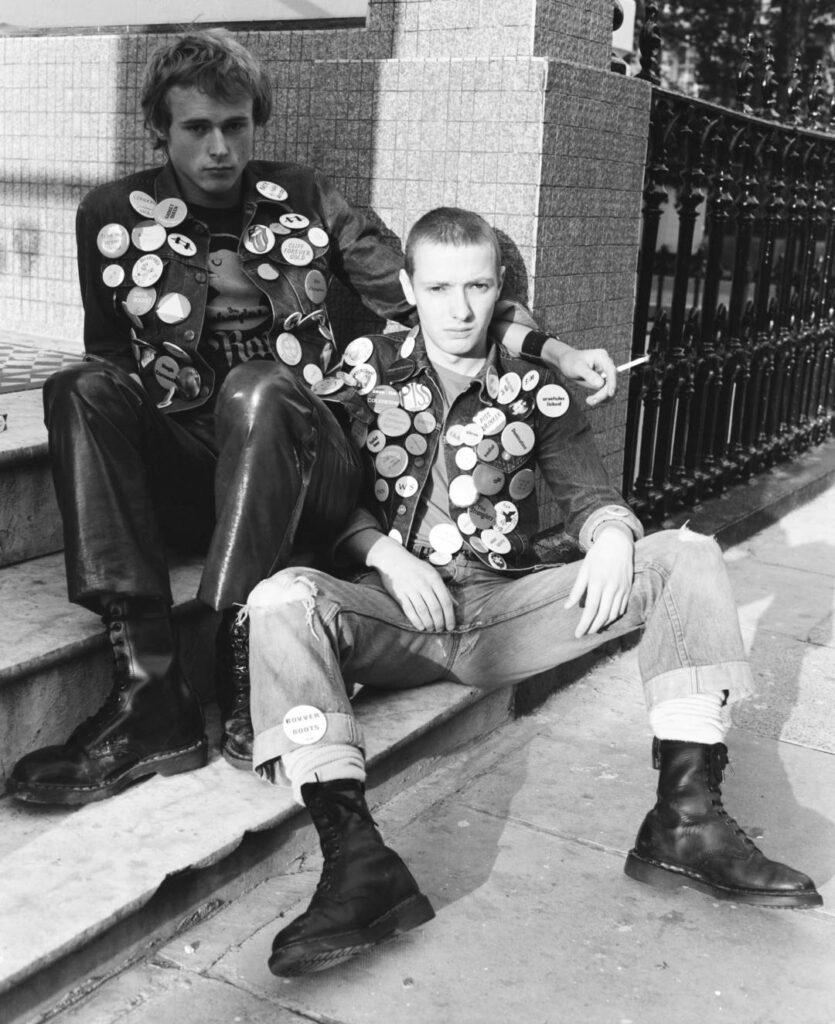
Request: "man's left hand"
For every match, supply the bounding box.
[550,345,617,407]
[564,525,634,637]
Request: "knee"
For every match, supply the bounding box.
[248,567,322,610]
[43,361,128,424]
[640,525,723,570]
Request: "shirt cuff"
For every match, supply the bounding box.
[578,505,644,552]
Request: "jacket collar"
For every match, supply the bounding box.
[385,328,502,405]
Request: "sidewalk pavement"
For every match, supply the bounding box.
[51,485,835,1024]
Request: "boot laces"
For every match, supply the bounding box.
[74,616,131,739]
[226,614,250,712]
[312,790,377,896]
[707,760,757,850]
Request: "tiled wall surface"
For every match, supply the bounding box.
[0,0,649,479]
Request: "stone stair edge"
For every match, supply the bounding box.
[0,680,502,1006]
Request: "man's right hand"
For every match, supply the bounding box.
[365,535,456,632]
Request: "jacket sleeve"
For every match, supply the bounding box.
[534,377,643,550]
[76,197,136,373]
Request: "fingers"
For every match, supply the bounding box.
[391,569,457,632]
[584,352,618,407]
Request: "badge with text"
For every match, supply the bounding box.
[282,705,327,745]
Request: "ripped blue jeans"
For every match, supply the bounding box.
[246,528,754,770]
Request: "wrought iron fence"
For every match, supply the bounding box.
[623,12,835,525]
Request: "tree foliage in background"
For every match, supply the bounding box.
[659,1,835,107]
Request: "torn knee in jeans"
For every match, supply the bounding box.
[677,521,715,543]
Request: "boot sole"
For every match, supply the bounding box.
[269,892,436,977]
[7,738,209,806]
[624,850,823,908]
[221,741,253,772]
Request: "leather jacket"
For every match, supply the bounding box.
[76,160,412,413]
[320,331,643,575]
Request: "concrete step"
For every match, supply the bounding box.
[0,389,63,568]
[0,552,216,787]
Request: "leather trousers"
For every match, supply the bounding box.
[44,359,362,614]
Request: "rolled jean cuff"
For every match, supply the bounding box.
[643,661,755,710]
[252,712,365,771]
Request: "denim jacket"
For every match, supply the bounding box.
[76,160,412,413]
[319,331,643,575]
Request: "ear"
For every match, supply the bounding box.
[399,267,416,305]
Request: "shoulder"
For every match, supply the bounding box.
[78,167,162,219]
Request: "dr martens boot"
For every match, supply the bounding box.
[8,600,207,804]
[625,739,822,908]
[269,780,435,976]
[216,608,253,770]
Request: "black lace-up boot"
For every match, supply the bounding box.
[624,739,822,908]
[216,608,253,770]
[8,600,207,805]
[269,780,435,976]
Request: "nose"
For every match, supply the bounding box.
[449,287,473,321]
[208,128,230,158]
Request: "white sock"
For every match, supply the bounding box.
[282,742,367,805]
[648,692,727,746]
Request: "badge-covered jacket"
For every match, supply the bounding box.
[318,332,643,575]
[76,160,412,413]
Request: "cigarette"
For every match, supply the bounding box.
[615,355,650,373]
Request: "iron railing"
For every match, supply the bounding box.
[623,13,835,525]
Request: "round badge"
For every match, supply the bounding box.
[501,421,536,457]
[472,463,506,496]
[256,180,289,202]
[429,522,464,555]
[445,424,465,447]
[429,550,452,567]
[97,223,130,258]
[476,438,500,462]
[457,511,477,535]
[167,232,198,257]
[276,332,302,366]
[389,528,404,544]
[162,341,190,360]
[244,224,276,255]
[349,363,377,394]
[284,311,302,331]
[460,422,484,446]
[304,269,328,303]
[405,433,428,456]
[374,478,390,501]
[399,381,433,412]
[509,468,536,500]
[280,237,314,266]
[132,253,164,287]
[125,286,157,316]
[488,552,508,571]
[154,198,188,228]
[156,292,191,325]
[311,376,344,396]
[497,372,522,404]
[469,535,488,554]
[395,475,419,498]
[448,474,479,508]
[536,383,570,418]
[131,220,167,252]
[455,447,477,471]
[376,445,409,478]
[282,705,327,745]
[377,406,412,437]
[508,395,535,420]
[344,336,374,366]
[473,407,507,436]
[102,264,125,288]
[413,410,437,434]
[176,366,202,399]
[485,365,500,399]
[368,385,400,413]
[279,212,310,230]
[399,333,416,358]
[129,190,157,218]
[481,528,511,554]
[468,497,496,529]
[303,363,323,386]
[153,354,179,389]
[366,429,387,453]
[257,262,280,281]
[270,221,291,236]
[494,500,520,534]
[522,369,540,391]
[396,503,408,517]
[308,226,329,248]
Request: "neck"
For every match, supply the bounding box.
[422,334,487,377]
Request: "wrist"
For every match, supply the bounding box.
[521,330,569,367]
